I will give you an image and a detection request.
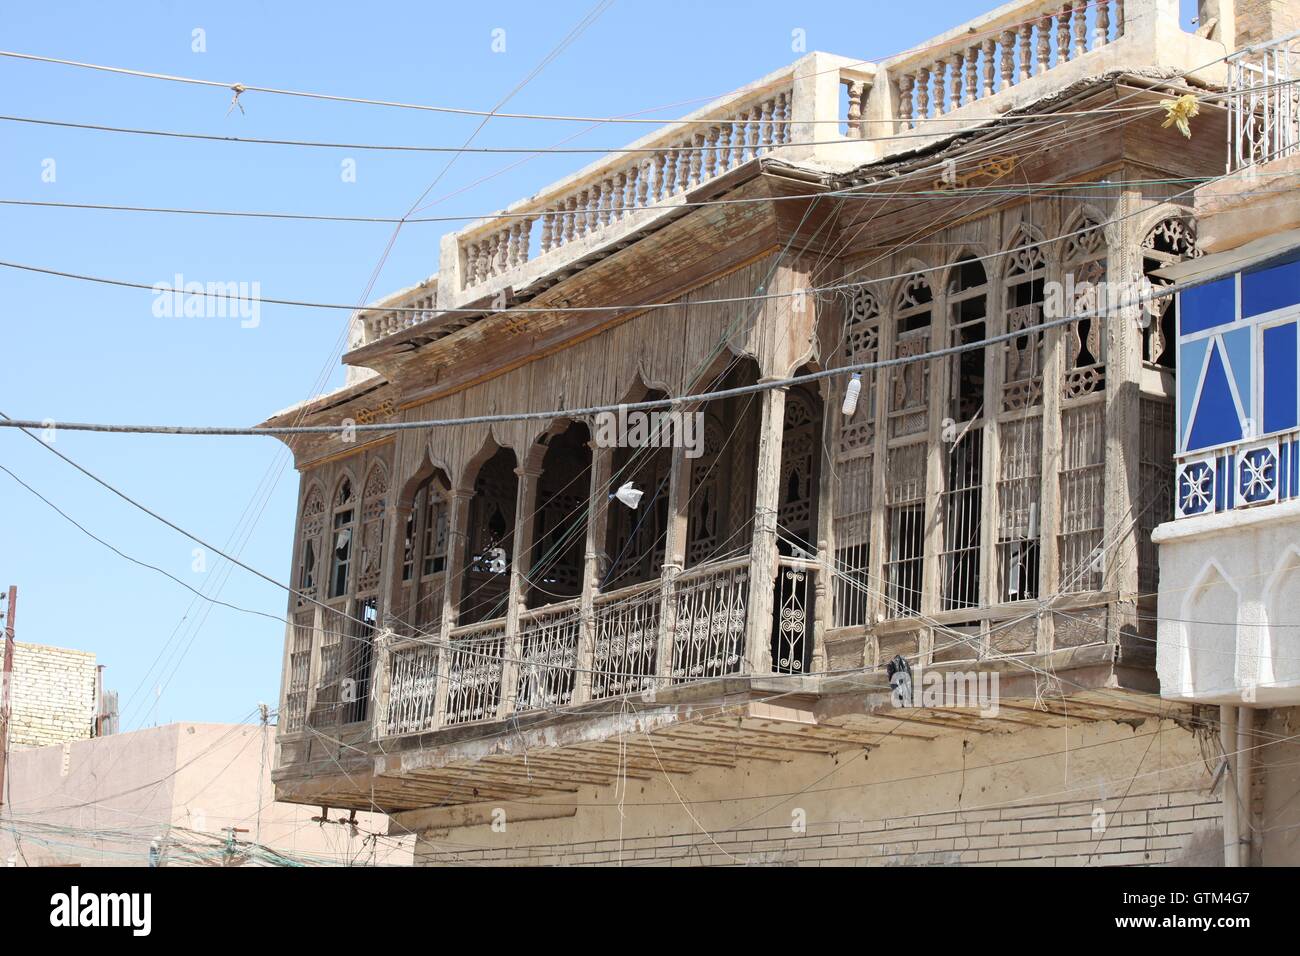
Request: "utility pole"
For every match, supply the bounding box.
[0,586,17,813]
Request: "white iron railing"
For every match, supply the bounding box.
[1227,32,1300,173]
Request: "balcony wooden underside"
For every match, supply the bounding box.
[274,646,1192,813]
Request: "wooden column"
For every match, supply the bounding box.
[371,486,407,739]
[812,380,834,674]
[1103,203,1144,641]
[921,287,950,664]
[432,486,472,728]
[499,464,541,717]
[1038,254,1065,654]
[980,274,1005,656]
[575,440,612,703]
[744,382,788,674]
[655,442,691,685]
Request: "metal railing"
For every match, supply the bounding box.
[1227,32,1300,173]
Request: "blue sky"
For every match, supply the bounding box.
[0,0,1200,729]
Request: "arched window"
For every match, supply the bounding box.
[889,274,932,439]
[686,415,726,566]
[296,485,325,607]
[1002,232,1047,411]
[357,463,388,595]
[460,448,518,625]
[328,476,357,599]
[396,472,450,632]
[528,422,592,608]
[1061,211,1108,399]
[1142,216,1199,369]
[947,255,989,423]
[839,286,881,455]
[832,286,879,628]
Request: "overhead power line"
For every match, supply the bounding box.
[2,172,1259,227]
[0,104,1162,152]
[0,264,1217,440]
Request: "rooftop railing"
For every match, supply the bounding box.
[345,0,1212,350]
[1226,31,1300,172]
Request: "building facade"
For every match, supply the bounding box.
[1,723,411,867]
[5,642,101,751]
[1152,25,1300,866]
[264,0,1300,865]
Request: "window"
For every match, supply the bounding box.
[297,486,324,606]
[940,429,982,610]
[833,287,880,628]
[885,443,926,617]
[1060,404,1105,591]
[329,477,356,599]
[1002,233,1046,411]
[947,256,988,423]
[889,274,932,439]
[1062,211,1108,399]
[1142,217,1199,369]
[997,417,1042,601]
[356,464,388,594]
[421,490,449,577]
[343,597,377,724]
[833,455,872,627]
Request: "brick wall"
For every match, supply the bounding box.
[407,717,1225,868]
[6,642,97,750]
[1233,0,1300,45]
[413,789,1223,867]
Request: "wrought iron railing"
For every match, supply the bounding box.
[1227,32,1300,172]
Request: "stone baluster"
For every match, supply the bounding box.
[1036,16,1052,74]
[964,48,979,105]
[999,31,1016,88]
[598,179,612,228]
[915,66,931,121]
[746,105,761,159]
[1057,7,1072,63]
[718,121,734,169]
[506,223,519,266]
[1116,0,1125,38]
[663,149,679,196]
[517,217,532,263]
[776,91,790,145]
[933,61,949,114]
[495,232,508,274]
[573,190,586,238]
[758,100,774,151]
[846,80,865,137]
[1072,0,1088,57]
[948,54,963,112]
[540,211,554,254]
[897,73,915,131]
[614,171,629,221]
[689,133,704,187]
[585,187,599,235]
[465,242,479,286]
[980,39,995,98]
[1018,24,1032,81]
[637,158,652,207]
[563,196,577,244]
[703,127,719,180]
[1096,0,1110,46]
